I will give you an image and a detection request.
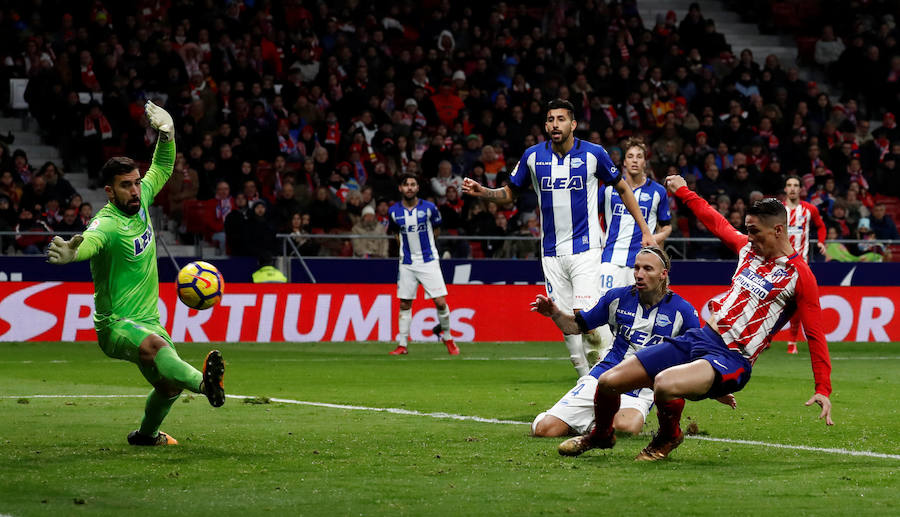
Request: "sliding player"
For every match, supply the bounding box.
[531,247,700,438]
[47,102,226,446]
[558,175,833,461]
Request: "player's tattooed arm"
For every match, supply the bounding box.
[482,186,515,203]
[461,178,517,203]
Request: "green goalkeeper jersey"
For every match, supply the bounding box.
[76,140,175,331]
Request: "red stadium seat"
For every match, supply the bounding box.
[469,241,484,258]
[795,36,817,65]
[771,2,801,30]
[182,199,216,241]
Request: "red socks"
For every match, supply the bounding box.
[656,398,685,438]
[588,383,620,442]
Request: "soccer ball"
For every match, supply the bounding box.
[176,261,224,310]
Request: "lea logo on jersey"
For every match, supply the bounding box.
[619,324,666,347]
[133,226,153,256]
[539,176,584,190]
[613,204,649,219]
[404,223,427,233]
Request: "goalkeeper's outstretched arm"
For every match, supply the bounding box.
[143,101,176,199]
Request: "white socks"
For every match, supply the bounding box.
[397,308,412,347]
[437,305,451,336]
[564,334,589,377]
[583,326,613,366]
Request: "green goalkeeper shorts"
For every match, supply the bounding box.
[96,318,175,385]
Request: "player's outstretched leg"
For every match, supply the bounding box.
[202,350,226,407]
[140,335,204,394]
[635,398,685,461]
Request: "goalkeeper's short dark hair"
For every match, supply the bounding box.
[100,157,138,186]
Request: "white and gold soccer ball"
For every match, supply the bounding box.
[176,261,224,310]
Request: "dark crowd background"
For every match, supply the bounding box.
[0,0,898,262]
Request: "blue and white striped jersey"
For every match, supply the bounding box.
[577,286,700,379]
[388,200,441,265]
[508,139,622,257]
[599,178,670,267]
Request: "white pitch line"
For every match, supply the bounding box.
[687,436,900,460]
[830,356,900,360]
[4,394,899,461]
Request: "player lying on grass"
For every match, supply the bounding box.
[47,101,225,446]
[531,246,705,438]
[557,174,833,461]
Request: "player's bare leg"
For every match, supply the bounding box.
[559,356,652,456]
[432,296,459,355]
[531,414,573,437]
[391,299,413,355]
[635,359,715,461]
[613,408,645,436]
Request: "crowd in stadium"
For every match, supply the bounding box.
[1,0,899,260]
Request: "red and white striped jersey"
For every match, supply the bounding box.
[784,200,826,260]
[675,187,832,396]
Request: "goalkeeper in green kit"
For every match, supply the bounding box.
[47,102,226,446]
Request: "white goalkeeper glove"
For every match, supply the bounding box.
[47,235,83,265]
[145,101,174,141]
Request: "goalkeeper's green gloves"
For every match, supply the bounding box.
[47,235,83,265]
[145,101,174,142]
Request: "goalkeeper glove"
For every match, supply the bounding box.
[47,235,83,265]
[145,101,174,141]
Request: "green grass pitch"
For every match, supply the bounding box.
[1,340,898,516]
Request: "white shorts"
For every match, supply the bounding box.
[541,248,603,313]
[598,262,635,296]
[397,261,448,300]
[542,375,654,434]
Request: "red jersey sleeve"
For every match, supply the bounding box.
[674,186,749,254]
[803,201,827,244]
[794,260,833,396]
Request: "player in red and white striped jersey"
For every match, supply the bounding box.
[783,176,827,354]
[557,175,833,462]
